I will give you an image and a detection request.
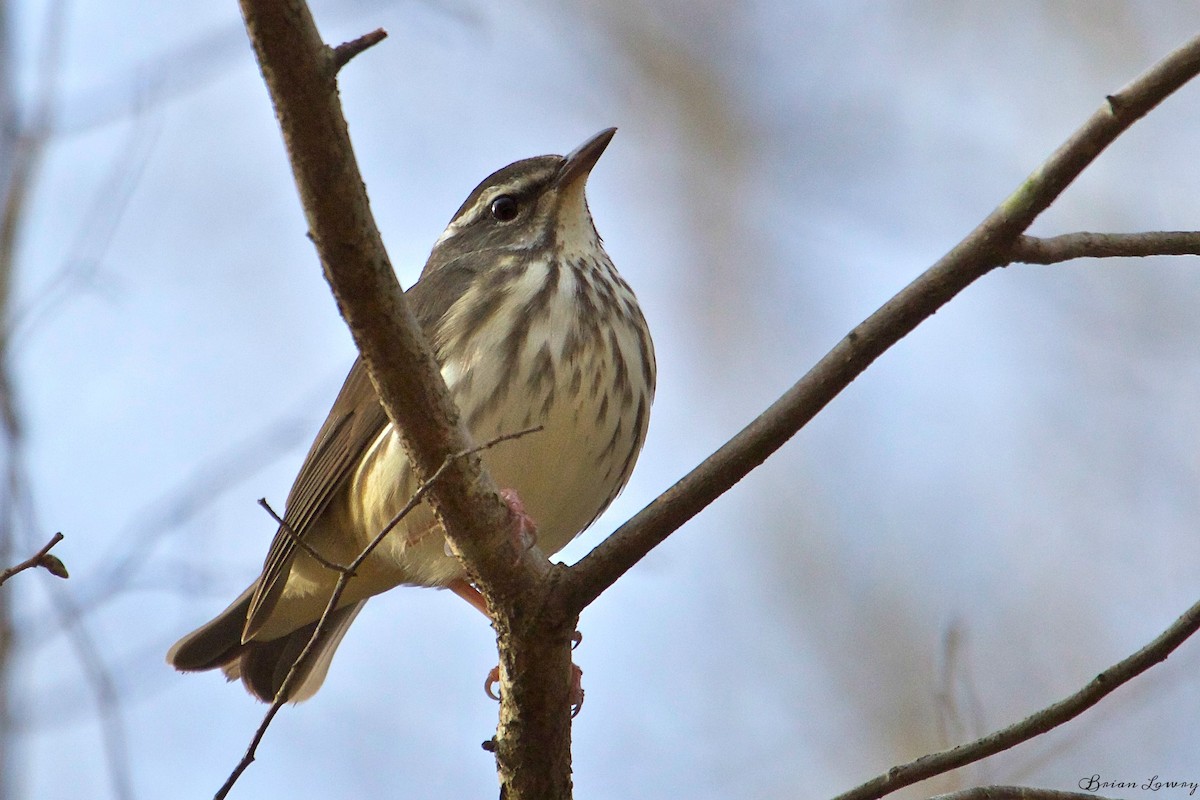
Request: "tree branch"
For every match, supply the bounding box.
[1011,231,1200,264]
[0,532,66,586]
[235,4,573,795]
[235,0,546,614]
[927,788,1118,800]
[829,594,1200,800]
[559,31,1200,613]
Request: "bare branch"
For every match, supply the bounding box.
[1011,231,1200,264]
[218,468,440,799]
[0,532,66,586]
[235,3,572,795]
[829,594,1200,800]
[560,32,1200,613]
[928,788,1119,800]
[235,0,545,602]
[331,27,387,72]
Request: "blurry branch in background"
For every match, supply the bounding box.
[935,622,986,759]
[0,1,165,798]
[227,3,1200,798]
[0,532,67,586]
[834,597,1200,800]
[5,111,161,347]
[0,1,68,796]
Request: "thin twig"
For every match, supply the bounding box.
[215,489,435,800]
[1011,231,1200,264]
[829,594,1200,800]
[331,27,387,71]
[0,532,65,586]
[254,424,545,581]
[257,498,350,574]
[216,425,543,800]
[561,31,1200,613]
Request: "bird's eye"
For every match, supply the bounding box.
[489,195,519,222]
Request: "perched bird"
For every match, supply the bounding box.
[167,129,655,702]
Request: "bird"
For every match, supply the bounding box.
[167,128,655,703]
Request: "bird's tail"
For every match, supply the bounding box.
[167,586,364,703]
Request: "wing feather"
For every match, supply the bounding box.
[242,271,468,641]
[245,359,387,638]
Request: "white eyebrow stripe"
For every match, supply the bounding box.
[434,176,541,246]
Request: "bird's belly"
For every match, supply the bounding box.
[474,385,631,556]
[347,362,640,589]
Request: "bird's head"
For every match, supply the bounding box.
[425,128,616,272]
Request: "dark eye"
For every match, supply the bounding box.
[489,195,519,222]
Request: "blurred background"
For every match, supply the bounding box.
[3,1,1200,798]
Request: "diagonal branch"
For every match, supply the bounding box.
[559,31,1200,613]
[829,594,1200,800]
[235,0,543,607]
[236,3,574,797]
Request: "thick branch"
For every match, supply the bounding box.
[560,32,1200,613]
[928,789,1118,800]
[1011,231,1200,264]
[830,595,1200,800]
[235,1,546,608]
[236,3,569,797]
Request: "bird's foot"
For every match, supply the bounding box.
[499,487,538,556]
[485,662,585,717]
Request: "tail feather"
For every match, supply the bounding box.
[167,586,365,703]
[167,586,255,671]
[228,602,364,702]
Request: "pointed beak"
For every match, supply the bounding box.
[556,127,616,190]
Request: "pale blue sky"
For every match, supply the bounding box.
[6,2,1200,798]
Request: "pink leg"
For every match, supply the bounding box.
[449,491,586,715]
[449,578,489,616]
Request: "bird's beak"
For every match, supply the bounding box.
[556,127,616,190]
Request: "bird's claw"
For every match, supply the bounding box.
[483,663,585,717]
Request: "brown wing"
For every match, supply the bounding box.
[244,357,388,639]
[242,255,479,641]
[237,266,468,642]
